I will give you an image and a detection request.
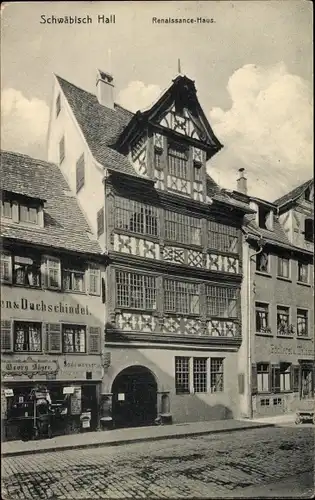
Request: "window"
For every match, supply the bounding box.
[257,363,270,392]
[63,268,85,292]
[175,357,190,394]
[206,285,238,318]
[1,253,12,283]
[164,279,200,314]
[56,94,61,117]
[273,398,282,406]
[116,271,156,310]
[277,306,292,336]
[89,265,100,295]
[255,303,271,333]
[210,358,224,392]
[97,208,104,237]
[260,398,270,406]
[1,200,12,219]
[258,206,271,229]
[154,150,163,170]
[168,147,188,180]
[175,357,224,394]
[76,154,85,193]
[304,219,314,243]
[256,252,269,273]
[298,262,308,283]
[277,256,290,278]
[14,322,41,352]
[207,221,238,254]
[165,211,201,245]
[13,255,40,287]
[59,136,65,164]
[19,205,38,224]
[297,309,308,337]
[280,363,291,391]
[45,257,61,289]
[193,358,207,393]
[62,324,86,353]
[115,197,158,237]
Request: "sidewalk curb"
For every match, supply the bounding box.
[1,422,275,457]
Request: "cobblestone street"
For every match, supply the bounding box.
[1,426,314,499]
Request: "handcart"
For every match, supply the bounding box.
[295,398,315,425]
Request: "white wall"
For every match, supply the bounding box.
[47,78,106,250]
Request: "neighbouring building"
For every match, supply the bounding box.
[47,70,253,426]
[0,151,106,439]
[237,173,314,418]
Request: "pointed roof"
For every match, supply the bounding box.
[56,75,145,179]
[1,150,101,255]
[116,74,223,156]
[273,179,313,208]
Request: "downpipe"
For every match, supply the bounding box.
[245,234,265,419]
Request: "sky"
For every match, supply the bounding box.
[1,0,313,201]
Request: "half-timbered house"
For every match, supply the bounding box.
[47,70,253,426]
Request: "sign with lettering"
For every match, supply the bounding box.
[60,361,103,380]
[270,344,314,357]
[71,387,82,415]
[1,356,59,378]
[1,298,90,316]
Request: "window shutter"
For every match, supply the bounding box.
[251,364,257,395]
[271,365,280,393]
[47,323,62,353]
[88,326,101,354]
[1,320,12,352]
[89,266,101,295]
[291,365,300,392]
[41,257,48,288]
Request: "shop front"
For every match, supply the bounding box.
[1,286,105,441]
[1,355,103,440]
[252,336,315,417]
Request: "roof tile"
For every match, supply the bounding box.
[1,151,101,255]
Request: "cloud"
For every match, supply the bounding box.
[1,88,49,158]
[208,63,313,201]
[117,80,162,113]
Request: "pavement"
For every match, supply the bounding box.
[1,418,276,457]
[2,426,314,499]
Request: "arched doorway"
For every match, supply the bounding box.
[112,366,157,428]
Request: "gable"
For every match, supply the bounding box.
[116,75,223,158]
[159,104,207,142]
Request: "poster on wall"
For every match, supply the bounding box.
[70,387,82,415]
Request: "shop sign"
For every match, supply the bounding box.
[1,298,90,316]
[1,356,59,379]
[4,389,14,397]
[270,344,314,357]
[60,361,103,380]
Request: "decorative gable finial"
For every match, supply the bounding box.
[178,58,182,75]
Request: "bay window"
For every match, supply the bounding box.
[206,285,238,318]
[116,271,156,310]
[164,279,200,314]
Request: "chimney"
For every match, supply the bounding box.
[237,168,247,195]
[96,69,114,108]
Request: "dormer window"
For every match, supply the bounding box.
[19,205,38,224]
[258,205,274,231]
[1,200,12,219]
[304,218,314,243]
[1,192,43,227]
